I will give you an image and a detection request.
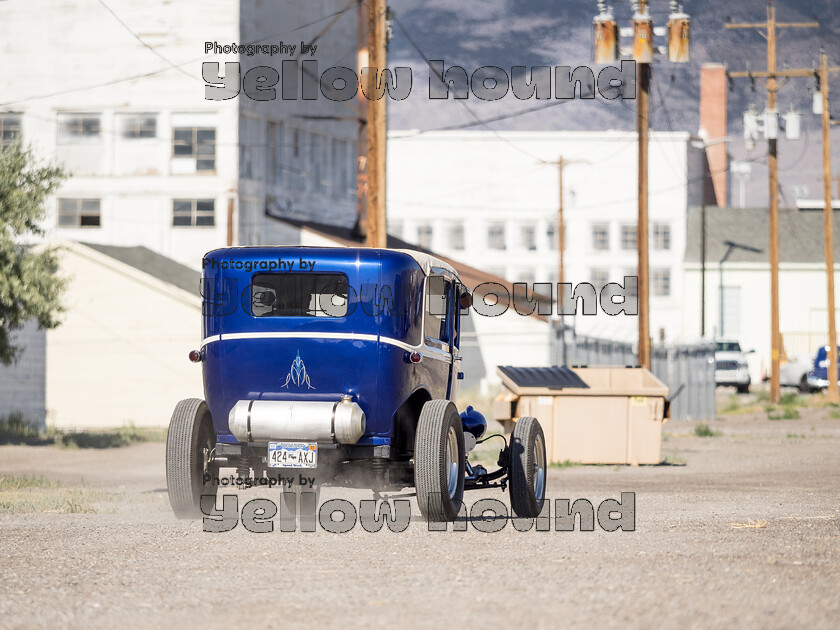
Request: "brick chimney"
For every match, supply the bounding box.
[699,63,727,207]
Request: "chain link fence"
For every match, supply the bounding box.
[550,322,716,421]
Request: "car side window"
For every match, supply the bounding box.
[425,276,452,343]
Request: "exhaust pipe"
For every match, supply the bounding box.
[228,395,366,444]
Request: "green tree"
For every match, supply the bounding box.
[0,142,67,366]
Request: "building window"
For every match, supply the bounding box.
[239,117,263,181]
[546,223,556,250]
[591,223,609,251]
[652,268,671,297]
[521,224,536,251]
[488,222,506,250]
[417,224,433,249]
[119,114,156,139]
[516,268,536,285]
[310,133,328,194]
[623,268,638,298]
[653,223,671,250]
[331,138,350,198]
[57,114,101,142]
[289,127,307,190]
[0,114,22,148]
[58,198,101,228]
[590,268,609,292]
[173,127,215,171]
[267,121,284,185]
[449,223,465,250]
[172,199,215,227]
[620,224,636,250]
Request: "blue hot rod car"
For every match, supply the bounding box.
[166,246,546,521]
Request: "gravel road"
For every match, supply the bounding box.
[1,407,838,630]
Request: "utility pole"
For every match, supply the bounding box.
[545,156,586,307]
[725,1,819,403]
[355,0,369,240]
[819,49,839,403]
[558,159,565,287]
[593,0,690,368]
[365,0,387,248]
[700,157,707,337]
[636,16,651,370]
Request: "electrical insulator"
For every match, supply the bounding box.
[764,109,779,140]
[743,109,760,150]
[784,110,801,140]
[632,11,653,63]
[813,91,823,115]
[594,15,619,64]
[667,6,690,63]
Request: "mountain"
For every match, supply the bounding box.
[385,0,840,206]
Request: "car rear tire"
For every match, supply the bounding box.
[166,398,218,519]
[799,375,812,394]
[414,400,465,522]
[736,382,750,394]
[509,416,547,519]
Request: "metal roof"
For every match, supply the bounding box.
[80,242,200,295]
[497,366,589,390]
[685,206,840,264]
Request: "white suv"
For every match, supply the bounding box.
[715,340,752,394]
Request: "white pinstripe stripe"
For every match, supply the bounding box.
[200,331,456,363]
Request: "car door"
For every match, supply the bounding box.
[424,275,455,399]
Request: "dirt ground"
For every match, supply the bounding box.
[1,399,839,630]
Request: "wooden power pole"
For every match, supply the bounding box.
[558,158,566,288]
[546,156,586,312]
[355,0,369,240]
[637,57,651,370]
[819,50,839,403]
[365,0,387,248]
[725,1,819,403]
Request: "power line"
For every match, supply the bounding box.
[0,2,358,108]
[389,11,547,163]
[391,89,593,137]
[95,0,195,81]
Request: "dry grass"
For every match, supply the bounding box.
[730,519,767,529]
[0,413,166,448]
[0,475,101,514]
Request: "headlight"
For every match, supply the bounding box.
[818,360,828,368]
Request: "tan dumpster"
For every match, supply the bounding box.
[494,366,670,465]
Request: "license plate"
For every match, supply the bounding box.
[267,442,318,469]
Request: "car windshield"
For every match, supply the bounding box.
[715,341,741,352]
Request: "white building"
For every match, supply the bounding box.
[39,241,204,429]
[387,130,704,343]
[0,0,360,270]
[682,206,840,382]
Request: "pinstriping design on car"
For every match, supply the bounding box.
[200,331,455,363]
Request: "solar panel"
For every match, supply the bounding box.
[498,366,590,389]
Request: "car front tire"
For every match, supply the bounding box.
[508,416,547,518]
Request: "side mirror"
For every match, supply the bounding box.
[459,289,473,310]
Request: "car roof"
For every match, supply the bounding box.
[394,249,458,278]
